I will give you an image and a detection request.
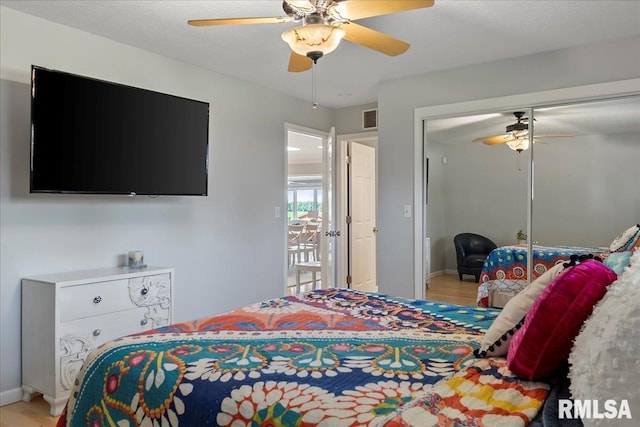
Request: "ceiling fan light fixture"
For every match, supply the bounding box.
[281,24,346,57]
[506,137,530,152]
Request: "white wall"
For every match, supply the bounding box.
[0,7,334,400]
[377,36,640,298]
[288,163,322,176]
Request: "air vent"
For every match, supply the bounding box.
[362,108,378,130]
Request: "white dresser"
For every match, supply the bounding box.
[21,266,174,416]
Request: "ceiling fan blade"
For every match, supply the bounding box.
[532,134,574,138]
[288,52,313,72]
[340,22,410,56]
[188,16,292,26]
[472,135,514,145]
[331,0,434,21]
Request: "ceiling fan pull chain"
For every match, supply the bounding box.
[312,62,319,109]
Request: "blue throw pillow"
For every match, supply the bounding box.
[604,251,632,275]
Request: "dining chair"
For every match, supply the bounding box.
[300,222,320,262]
[288,224,305,267]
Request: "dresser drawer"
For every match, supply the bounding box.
[59,279,133,321]
[59,307,153,351]
[58,307,154,392]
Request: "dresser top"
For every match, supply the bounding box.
[23,266,173,285]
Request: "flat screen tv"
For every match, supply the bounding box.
[30,66,209,196]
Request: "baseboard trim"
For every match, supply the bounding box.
[428,270,445,278]
[0,387,23,406]
[427,269,459,279]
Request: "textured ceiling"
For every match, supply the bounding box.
[2,0,640,108]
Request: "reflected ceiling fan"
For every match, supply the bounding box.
[472,111,572,152]
[188,0,435,72]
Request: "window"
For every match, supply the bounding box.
[288,187,322,220]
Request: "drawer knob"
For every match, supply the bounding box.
[93,329,101,337]
[140,318,148,326]
[93,296,102,304]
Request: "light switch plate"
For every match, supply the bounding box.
[403,205,412,218]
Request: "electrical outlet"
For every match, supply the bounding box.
[403,205,412,218]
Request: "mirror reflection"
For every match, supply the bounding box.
[424,95,640,308]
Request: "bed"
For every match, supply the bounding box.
[56,288,551,426]
[477,244,608,308]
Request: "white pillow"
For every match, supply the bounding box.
[609,224,640,252]
[474,262,566,357]
[568,251,640,427]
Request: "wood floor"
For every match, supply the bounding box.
[0,396,57,427]
[0,274,478,426]
[425,273,480,306]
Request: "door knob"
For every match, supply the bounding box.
[373,227,378,233]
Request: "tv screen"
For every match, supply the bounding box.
[30,66,209,196]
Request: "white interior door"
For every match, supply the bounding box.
[349,141,377,292]
[321,127,336,288]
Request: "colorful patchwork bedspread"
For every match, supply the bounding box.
[57,289,549,427]
[477,244,607,307]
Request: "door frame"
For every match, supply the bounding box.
[336,131,378,288]
[284,122,330,292]
[413,78,640,300]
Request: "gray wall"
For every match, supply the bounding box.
[440,140,529,271]
[531,131,640,248]
[335,102,378,135]
[0,8,334,399]
[428,130,640,274]
[424,142,447,273]
[377,36,640,297]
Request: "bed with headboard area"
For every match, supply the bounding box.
[56,226,639,427]
[477,225,640,309]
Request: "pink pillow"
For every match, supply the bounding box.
[507,260,617,380]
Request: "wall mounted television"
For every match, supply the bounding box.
[30,65,210,196]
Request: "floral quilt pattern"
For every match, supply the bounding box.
[59,288,510,427]
[477,244,607,307]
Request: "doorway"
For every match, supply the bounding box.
[285,124,335,294]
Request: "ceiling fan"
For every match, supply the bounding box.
[472,111,572,152]
[188,0,435,72]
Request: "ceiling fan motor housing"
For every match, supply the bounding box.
[506,122,528,133]
[506,111,528,133]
